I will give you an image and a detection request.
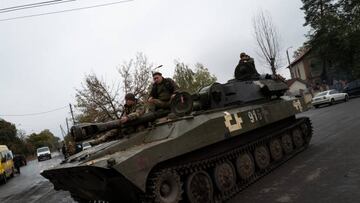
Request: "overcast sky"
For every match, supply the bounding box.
[0,0,308,139]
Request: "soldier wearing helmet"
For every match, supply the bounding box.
[235,52,260,80]
[90,93,145,145]
[120,93,145,124]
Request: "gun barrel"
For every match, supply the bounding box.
[71,110,171,142]
[71,120,121,142]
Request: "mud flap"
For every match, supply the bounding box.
[41,166,143,202]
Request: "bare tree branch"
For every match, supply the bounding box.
[253,10,282,74]
[75,74,121,122]
[118,52,156,101]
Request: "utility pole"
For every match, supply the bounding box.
[65,118,70,134]
[286,46,293,78]
[69,103,75,125]
[59,125,68,158]
[59,125,66,140]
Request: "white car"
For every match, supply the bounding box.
[311,90,349,108]
[82,142,92,151]
[36,147,51,161]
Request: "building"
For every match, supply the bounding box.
[287,48,324,87]
[287,48,351,92]
[286,78,313,104]
[286,78,308,96]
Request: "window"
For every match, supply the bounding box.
[316,92,328,97]
[330,90,338,94]
[37,147,50,153]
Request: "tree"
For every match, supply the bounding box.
[26,129,60,151]
[75,74,122,123]
[118,52,157,100]
[173,61,217,94]
[0,119,42,156]
[252,10,282,75]
[75,53,156,123]
[0,119,17,144]
[293,44,311,59]
[0,119,25,154]
[301,0,360,80]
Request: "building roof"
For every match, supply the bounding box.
[286,78,308,87]
[287,48,312,69]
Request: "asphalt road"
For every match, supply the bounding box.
[0,152,75,203]
[229,97,360,203]
[1,98,359,203]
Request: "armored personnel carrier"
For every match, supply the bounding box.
[42,77,312,203]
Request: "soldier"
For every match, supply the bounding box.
[90,93,145,145]
[120,93,146,124]
[148,72,180,112]
[234,52,260,80]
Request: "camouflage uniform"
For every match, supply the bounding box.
[90,101,145,145]
[149,78,179,112]
[123,101,145,121]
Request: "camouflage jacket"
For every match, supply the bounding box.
[123,101,145,121]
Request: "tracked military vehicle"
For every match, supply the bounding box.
[42,76,312,203]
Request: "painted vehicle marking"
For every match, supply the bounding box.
[293,99,303,112]
[224,112,243,132]
[248,108,263,123]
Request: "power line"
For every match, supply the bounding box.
[0,0,134,22]
[0,0,76,14]
[0,0,72,12]
[0,105,68,117]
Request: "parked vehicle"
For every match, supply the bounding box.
[36,147,52,161]
[343,79,360,97]
[0,145,15,184]
[82,142,91,150]
[312,90,349,108]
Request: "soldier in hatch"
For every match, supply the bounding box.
[148,72,180,112]
[234,52,286,82]
[234,52,260,80]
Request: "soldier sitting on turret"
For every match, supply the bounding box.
[234,52,260,80]
[91,93,145,145]
[148,72,180,112]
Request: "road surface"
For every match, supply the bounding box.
[1,98,359,203]
[0,152,75,203]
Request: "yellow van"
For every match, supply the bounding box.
[0,145,14,184]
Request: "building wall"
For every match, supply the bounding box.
[289,81,307,95]
[291,62,307,81]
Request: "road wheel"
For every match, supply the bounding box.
[213,161,236,192]
[269,139,283,161]
[186,170,214,203]
[254,145,270,170]
[330,98,335,105]
[236,153,255,180]
[281,134,294,154]
[301,121,312,144]
[153,170,183,203]
[344,95,349,102]
[292,129,304,148]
